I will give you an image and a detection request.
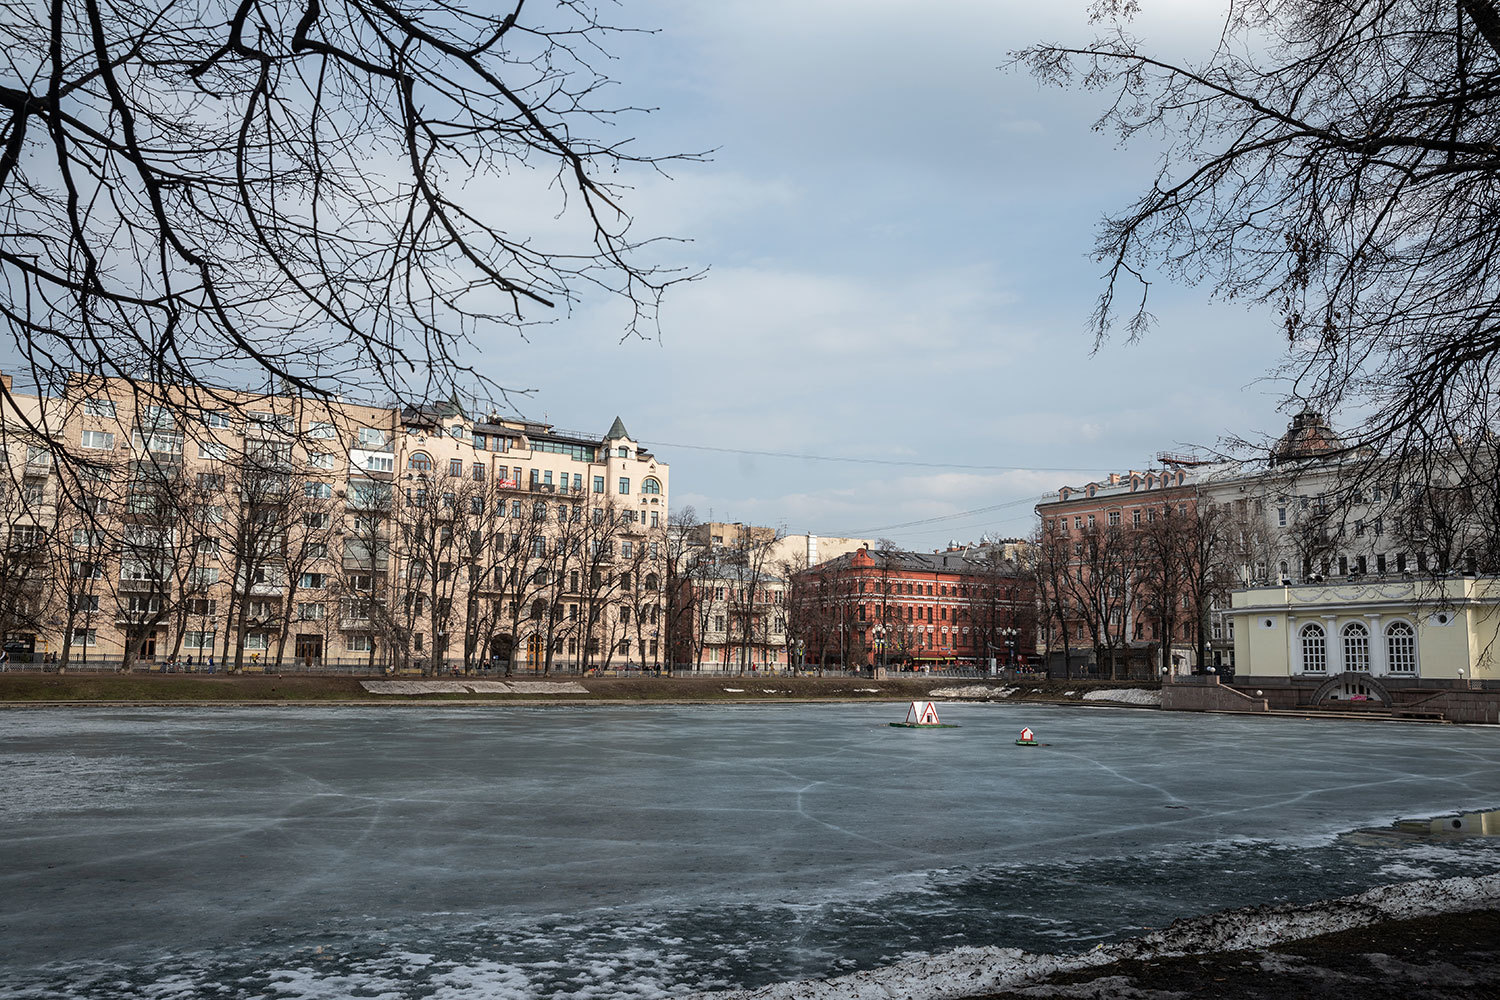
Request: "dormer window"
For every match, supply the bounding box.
[617,445,630,458]
[449,425,464,439]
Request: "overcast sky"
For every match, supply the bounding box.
[478,1,1296,550]
[17,1,1297,551]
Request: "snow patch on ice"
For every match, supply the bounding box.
[1082,688,1162,706]
[684,872,1500,1000]
[723,688,744,693]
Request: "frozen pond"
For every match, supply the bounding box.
[3,703,1500,999]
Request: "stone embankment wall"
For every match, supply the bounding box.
[1400,690,1500,724]
[1160,677,1268,714]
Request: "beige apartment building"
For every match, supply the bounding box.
[0,373,668,672]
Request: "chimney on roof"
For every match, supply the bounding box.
[1107,473,1121,486]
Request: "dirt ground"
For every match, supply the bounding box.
[0,671,1135,704]
[972,909,1500,999]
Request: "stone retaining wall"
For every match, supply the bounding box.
[1400,690,1500,724]
[1161,677,1268,714]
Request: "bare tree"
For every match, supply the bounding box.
[1016,1,1500,464]
[2,1,697,440]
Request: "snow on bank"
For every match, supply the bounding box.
[1082,687,1162,706]
[683,872,1500,1000]
[928,685,1017,699]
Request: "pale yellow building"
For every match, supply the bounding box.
[1229,578,1500,695]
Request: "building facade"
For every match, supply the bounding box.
[793,545,1034,670]
[1229,577,1500,694]
[0,373,668,672]
[1034,459,1207,677]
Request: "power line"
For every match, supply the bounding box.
[640,439,1100,473]
[841,493,1049,536]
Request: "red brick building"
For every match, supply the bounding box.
[793,543,1034,670]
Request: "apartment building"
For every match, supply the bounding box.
[0,373,668,672]
[674,561,791,672]
[1034,458,1208,677]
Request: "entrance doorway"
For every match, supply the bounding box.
[294,634,323,665]
[138,634,156,661]
[526,635,543,671]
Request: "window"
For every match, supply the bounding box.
[349,574,374,591]
[358,427,386,448]
[642,477,661,495]
[622,540,633,558]
[1277,507,1287,527]
[650,511,660,528]
[618,477,630,495]
[298,603,325,621]
[472,463,485,482]
[1086,514,1095,528]
[202,411,232,429]
[1108,510,1120,526]
[197,472,224,491]
[75,594,101,613]
[714,615,726,632]
[306,420,336,439]
[84,399,116,418]
[593,475,605,494]
[69,628,97,647]
[80,430,114,450]
[1131,509,1141,525]
[407,452,433,472]
[1342,622,1370,671]
[304,512,330,529]
[299,573,327,589]
[139,405,175,430]
[346,634,374,652]
[469,496,484,515]
[189,566,220,587]
[304,481,332,499]
[449,458,463,477]
[307,451,336,470]
[1386,622,1416,674]
[184,631,215,649]
[247,410,290,434]
[1300,623,1327,673]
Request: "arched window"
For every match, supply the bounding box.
[645,573,660,590]
[407,452,432,472]
[1386,621,1417,673]
[1300,623,1327,673]
[642,477,661,495]
[1342,622,1370,672]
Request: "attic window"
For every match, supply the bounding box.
[449,425,464,438]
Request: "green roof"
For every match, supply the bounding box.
[605,416,630,440]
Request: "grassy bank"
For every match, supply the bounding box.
[0,672,1158,705]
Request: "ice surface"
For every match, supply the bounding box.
[3,703,1500,999]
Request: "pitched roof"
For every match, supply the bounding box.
[605,415,631,441]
